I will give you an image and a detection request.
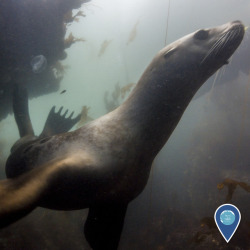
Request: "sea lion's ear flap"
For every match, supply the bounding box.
[163,47,177,59]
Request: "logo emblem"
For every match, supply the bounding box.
[214,204,241,243]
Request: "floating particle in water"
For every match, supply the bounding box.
[60,90,66,94]
[31,55,47,73]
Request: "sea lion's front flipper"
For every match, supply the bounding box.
[40,106,81,137]
[12,84,34,137]
[0,157,66,228]
[84,203,128,250]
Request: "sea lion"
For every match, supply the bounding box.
[0,21,244,250]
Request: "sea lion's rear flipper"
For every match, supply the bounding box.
[40,106,81,137]
[84,203,128,250]
[12,84,34,137]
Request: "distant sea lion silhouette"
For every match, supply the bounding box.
[0,21,244,250]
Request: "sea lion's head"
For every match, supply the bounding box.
[152,21,245,88]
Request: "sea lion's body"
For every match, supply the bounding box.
[1,21,245,249]
[7,120,146,208]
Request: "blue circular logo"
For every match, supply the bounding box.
[220,210,235,225]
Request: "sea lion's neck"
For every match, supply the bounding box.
[113,65,201,158]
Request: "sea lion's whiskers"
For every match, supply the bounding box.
[213,36,227,53]
[213,32,229,50]
[221,56,233,77]
[222,27,242,52]
[229,26,242,43]
[201,43,220,63]
[204,33,227,55]
[220,32,233,51]
[234,26,248,55]
[209,34,226,52]
[201,35,226,64]
[201,30,237,65]
[221,63,227,76]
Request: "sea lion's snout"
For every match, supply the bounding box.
[231,20,243,25]
[227,20,245,34]
[200,21,245,67]
[227,20,245,46]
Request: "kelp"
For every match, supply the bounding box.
[76,106,93,128]
[52,61,70,79]
[64,10,85,24]
[104,82,135,112]
[98,40,112,57]
[217,178,250,202]
[121,83,135,99]
[127,20,139,45]
[64,32,85,49]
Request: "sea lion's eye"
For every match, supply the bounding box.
[194,30,208,40]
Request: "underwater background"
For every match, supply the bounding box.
[0,0,250,249]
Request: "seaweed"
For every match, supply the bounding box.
[104,82,135,112]
[64,32,85,49]
[52,61,70,79]
[98,39,112,57]
[120,83,135,99]
[127,20,139,45]
[217,178,250,202]
[64,10,85,24]
[76,106,93,128]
